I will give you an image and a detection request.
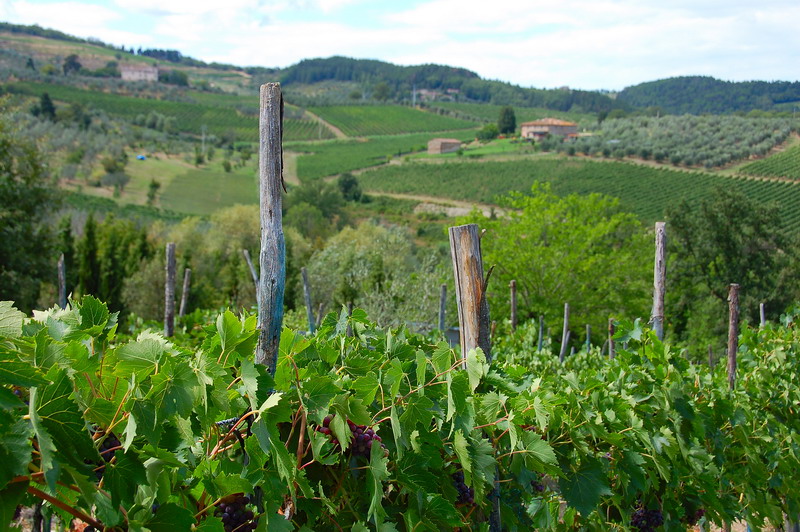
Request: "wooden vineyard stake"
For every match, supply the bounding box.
[651,222,667,341]
[316,302,325,329]
[510,280,517,332]
[448,223,492,363]
[242,248,259,305]
[347,301,354,337]
[448,223,499,531]
[585,323,591,351]
[760,302,766,328]
[438,283,447,332]
[301,267,315,334]
[178,268,191,318]
[559,303,570,363]
[164,242,176,337]
[537,315,544,352]
[708,345,714,368]
[255,82,286,375]
[608,318,616,359]
[57,253,66,309]
[727,283,740,390]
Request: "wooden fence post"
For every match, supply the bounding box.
[760,302,766,328]
[510,280,517,332]
[448,222,500,532]
[585,324,591,351]
[651,222,667,341]
[438,283,447,332]
[559,303,570,362]
[727,284,740,390]
[255,82,286,375]
[242,248,259,305]
[448,223,492,363]
[608,318,615,359]
[57,253,66,309]
[301,267,315,334]
[178,268,191,318]
[537,315,544,352]
[164,242,176,337]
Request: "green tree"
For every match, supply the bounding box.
[476,123,499,141]
[667,187,800,349]
[38,92,56,120]
[461,184,650,341]
[147,179,161,206]
[497,105,516,135]
[373,82,391,102]
[0,116,57,311]
[337,172,362,202]
[57,216,76,295]
[77,214,100,296]
[63,54,82,75]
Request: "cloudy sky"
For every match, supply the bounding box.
[1,0,798,90]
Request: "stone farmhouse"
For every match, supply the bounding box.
[520,118,578,140]
[120,64,158,82]
[428,138,462,155]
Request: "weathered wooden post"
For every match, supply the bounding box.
[57,253,66,309]
[438,283,447,332]
[651,222,667,341]
[727,283,740,390]
[608,318,616,359]
[178,268,191,318]
[585,324,591,351]
[164,242,176,337]
[510,280,517,332]
[559,303,570,362]
[537,315,544,352]
[448,223,499,531]
[760,302,766,328]
[301,267,315,334]
[242,248,259,305]
[255,82,286,375]
[708,345,714,368]
[448,223,492,363]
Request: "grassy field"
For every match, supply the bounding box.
[307,105,478,136]
[358,157,800,234]
[289,129,479,180]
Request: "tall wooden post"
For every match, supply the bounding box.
[255,82,286,375]
[608,318,616,359]
[559,303,570,362]
[509,280,517,332]
[164,242,176,337]
[727,284,740,390]
[585,324,591,351]
[537,315,544,352]
[301,267,315,334]
[178,268,191,318]
[438,284,447,332]
[759,302,766,328]
[651,222,667,341]
[242,248,259,305]
[448,224,492,363]
[708,345,714,368]
[57,253,66,309]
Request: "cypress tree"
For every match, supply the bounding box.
[77,214,100,296]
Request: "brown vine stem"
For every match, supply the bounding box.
[27,485,104,529]
[296,408,307,466]
[209,410,259,457]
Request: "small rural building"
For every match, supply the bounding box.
[428,138,462,155]
[520,118,578,140]
[120,64,158,82]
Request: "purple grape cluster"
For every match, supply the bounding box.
[214,494,258,532]
[531,473,546,493]
[99,432,120,462]
[685,507,705,526]
[631,506,664,532]
[452,470,474,505]
[315,415,388,458]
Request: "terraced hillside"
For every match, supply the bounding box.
[358,158,800,233]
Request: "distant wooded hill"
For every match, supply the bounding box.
[618,76,800,114]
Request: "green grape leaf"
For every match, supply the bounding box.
[146,358,197,418]
[351,373,380,405]
[78,295,110,334]
[367,435,390,526]
[446,371,469,422]
[399,394,434,436]
[144,503,196,532]
[105,450,148,508]
[466,348,489,391]
[0,476,27,524]
[301,375,341,413]
[519,431,559,474]
[114,337,165,379]
[197,516,226,532]
[559,457,612,516]
[0,301,25,338]
[0,350,49,387]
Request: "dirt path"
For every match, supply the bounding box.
[283,152,301,186]
[303,109,347,139]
